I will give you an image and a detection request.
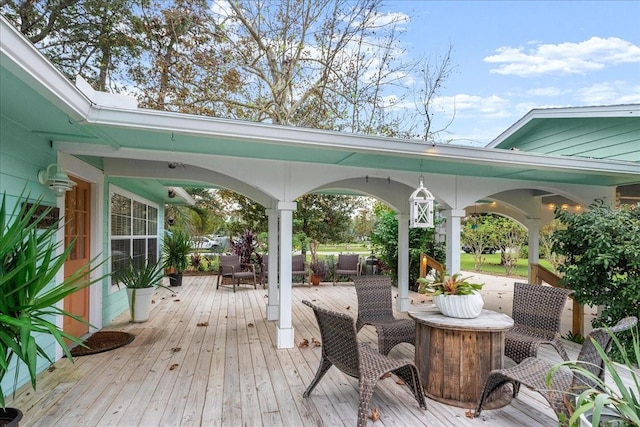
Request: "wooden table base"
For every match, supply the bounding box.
[410,308,514,409]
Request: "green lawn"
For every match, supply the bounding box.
[316,244,553,278]
[461,253,554,278]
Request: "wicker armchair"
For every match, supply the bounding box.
[216,255,256,292]
[505,282,573,363]
[475,316,637,424]
[354,276,415,355]
[302,300,426,427]
[333,254,361,285]
[260,254,308,287]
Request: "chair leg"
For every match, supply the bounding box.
[357,378,377,427]
[392,366,427,410]
[474,373,513,417]
[303,358,333,398]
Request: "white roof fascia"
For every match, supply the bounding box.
[0,15,92,121]
[488,104,640,148]
[76,105,640,179]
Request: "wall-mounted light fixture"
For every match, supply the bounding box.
[38,164,76,197]
[409,175,435,228]
[168,188,176,198]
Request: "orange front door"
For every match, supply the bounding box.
[63,177,91,338]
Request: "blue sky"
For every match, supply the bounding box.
[382,1,640,146]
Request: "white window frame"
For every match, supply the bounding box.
[108,185,160,291]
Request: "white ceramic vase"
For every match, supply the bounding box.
[126,287,155,322]
[433,291,484,318]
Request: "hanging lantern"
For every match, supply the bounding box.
[410,176,434,228]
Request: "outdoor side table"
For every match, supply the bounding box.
[409,308,514,409]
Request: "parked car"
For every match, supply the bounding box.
[189,236,218,251]
[462,246,497,254]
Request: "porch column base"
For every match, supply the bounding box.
[266,303,279,321]
[276,326,294,349]
[396,296,410,312]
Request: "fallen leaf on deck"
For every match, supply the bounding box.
[174,299,181,302]
[369,407,380,421]
[169,363,179,370]
[381,373,392,379]
[410,299,414,304]
[152,300,155,304]
[171,347,181,352]
[197,322,209,327]
[311,337,322,347]
[465,410,474,418]
[47,366,56,372]
[298,339,309,348]
[396,379,405,385]
[171,294,176,297]
[346,306,350,310]
[248,323,254,327]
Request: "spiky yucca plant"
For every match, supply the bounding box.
[0,191,105,407]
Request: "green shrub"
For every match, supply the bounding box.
[552,200,640,360]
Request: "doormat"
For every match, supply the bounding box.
[69,331,135,357]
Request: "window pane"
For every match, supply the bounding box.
[111,239,131,283]
[111,193,131,235]
[133,201,147,235]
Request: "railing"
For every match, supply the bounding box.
[530,263,584,337]
[419,253,444,278]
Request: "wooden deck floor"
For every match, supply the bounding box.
[8,275,578,427]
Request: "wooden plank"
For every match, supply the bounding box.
[9,275,616,427]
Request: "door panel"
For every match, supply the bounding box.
[63,178,91,338]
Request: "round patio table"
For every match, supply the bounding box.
[409,307,514,409]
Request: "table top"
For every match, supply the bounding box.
[409,307,514,332]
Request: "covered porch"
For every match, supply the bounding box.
[8,275,579,427]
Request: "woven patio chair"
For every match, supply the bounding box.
[475,316,637,424]
[302,300,426,427]
[291,254,308,285]
[216,254,256,292]
[260,254,308,287]
[354,276,415,355]
[333,254,361,285]
[505,282,573,364]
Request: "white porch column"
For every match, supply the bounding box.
[276,201,296,349]
[444,209,466,274]
[526,218,541,282]
[396,213,410,312]
[266,209,279,320]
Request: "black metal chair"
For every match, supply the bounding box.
[302,300,426,427]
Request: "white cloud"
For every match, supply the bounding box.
[575,81,640,105]
[524,87,568,97]
[485,37,640,77]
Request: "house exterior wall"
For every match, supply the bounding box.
[0,116,63,397]
[0,116,167,399]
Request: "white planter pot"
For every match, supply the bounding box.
[579,408,627,427]
[126,287,155,322]
[433,291,484,318]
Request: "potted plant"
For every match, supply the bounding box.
[309,259,328,286]
[114,257,170,322]
[417,271,484,318]
[550,326,640,427]
[162,230,190,286]
[0,192,104,423]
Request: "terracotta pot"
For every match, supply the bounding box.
[310,275,321,286]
